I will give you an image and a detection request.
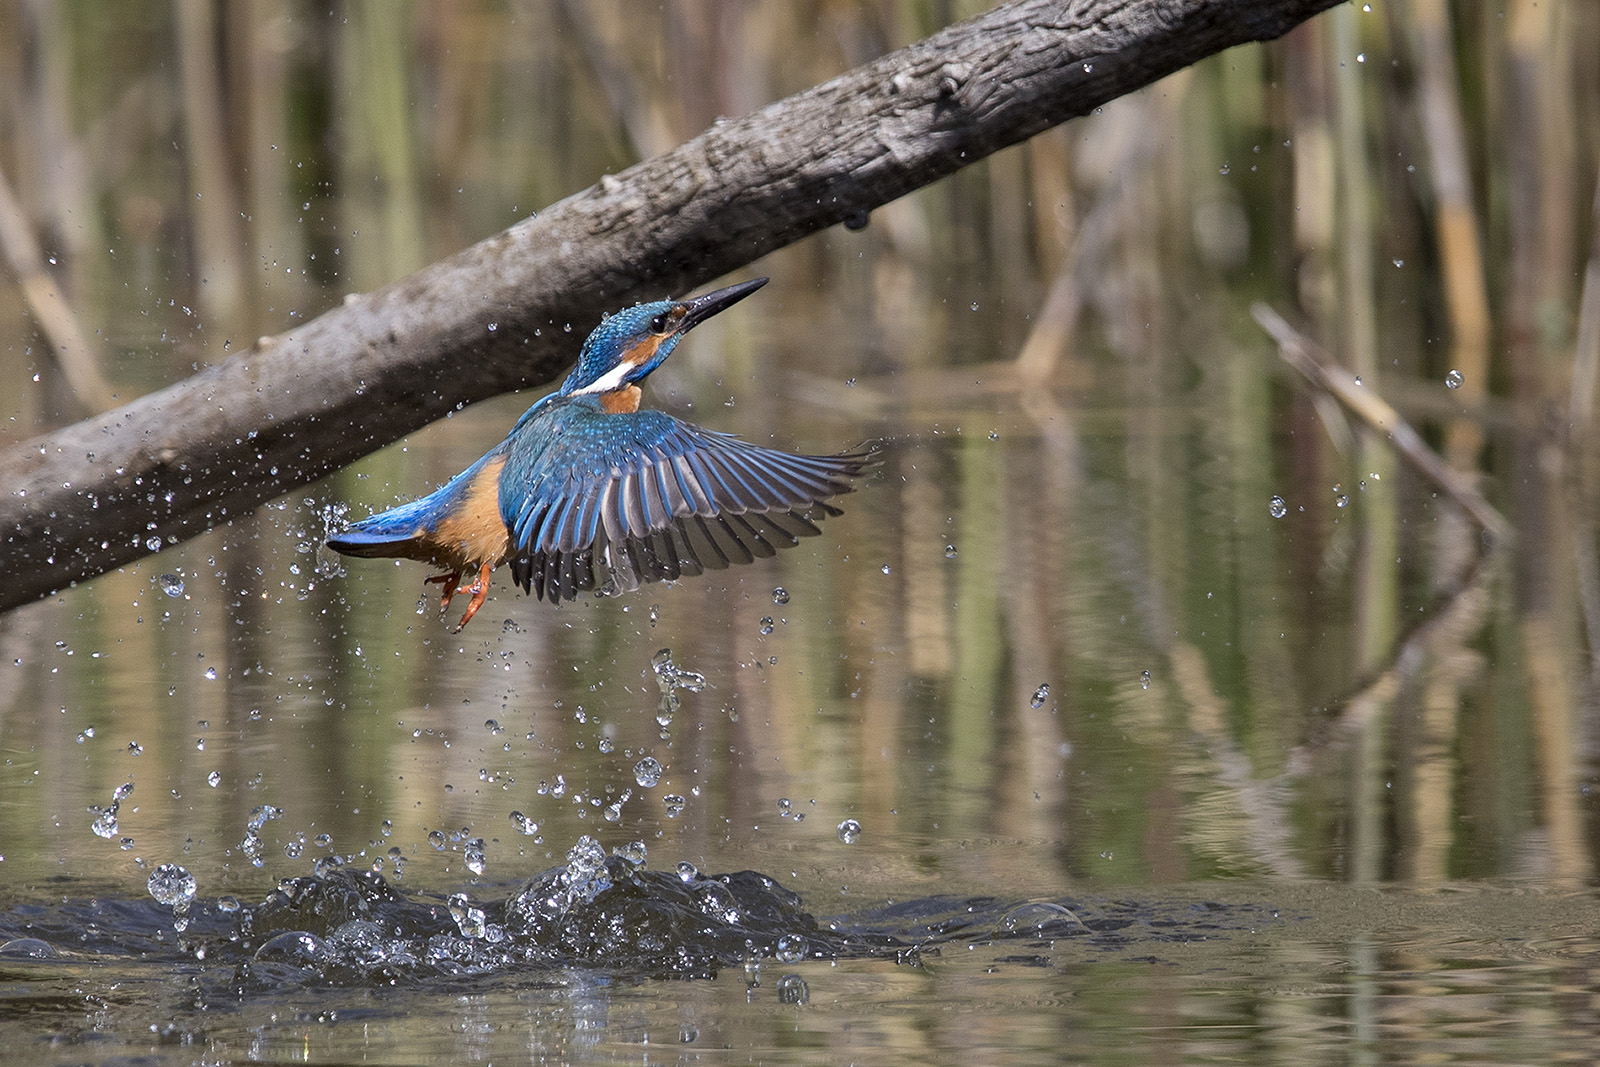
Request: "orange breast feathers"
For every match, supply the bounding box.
[600,385,642,413]
[424,455,511,571]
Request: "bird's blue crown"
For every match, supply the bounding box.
[560,301,683,396]
[558,278,768,398]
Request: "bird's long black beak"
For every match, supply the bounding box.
[678,277,768,333]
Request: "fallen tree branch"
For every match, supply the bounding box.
[0,0,1342,613]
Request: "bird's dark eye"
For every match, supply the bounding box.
[649,314,669,334]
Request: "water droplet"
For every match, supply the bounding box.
[988,430,999,440]
[771,587,789,605]
[1219,163,1230,175]
[509,811,539,835]
[1445,369,1463,389]
[676,860,699,882]
[203,667,217,681]
[880,564,891,576]
[1140,669,1152,690]
[145,536,162,552]
[1333,484,1349,508]
[207,770,221,787]
[486,322,498,332]
[428,830,447,850]
[758,617,775,635]
[1268,495,1288,519]
[1030,683,1050,709]
[1356,52,1366,63]
[663,794,687,818]
[633,756,664,788]
[147,863,197,907]
[1392,258,1404,268]
[836,818,862,844]
[945,544,958,559]
[776,935,805,964]
[464,838,487,876]
[157,573,184,597]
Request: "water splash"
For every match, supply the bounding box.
[650,649,706,736]
[89,781,134,840]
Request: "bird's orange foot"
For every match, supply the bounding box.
[450,561,495,632]
[425,571,462,618]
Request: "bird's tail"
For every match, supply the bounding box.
[325,498,435,559]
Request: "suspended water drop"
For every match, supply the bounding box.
[464,838,487,876]
[1030,683,1050,709]
[1140,669,1152,690]
[777,973,810,1005]
[1268,495,1288,519]
[758,617,775,635]
[676,860,699,882]
[1333,484,1349,508]
[147,863,197,907]
[663,793,687,818]
[1445,369,1463,389]
[634,756,664,788]
[613,840,647,866]
[145,536,162,552]
[509,811,539,835]
[771,587,790,605]
[836,818,862,844]
[157,573,184,597]
[945,544,958,559]
[207,770,221,788]
[775,935,805,964]
[449,893,488,938]
[90,808,118,839]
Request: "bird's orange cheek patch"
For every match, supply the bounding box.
[622,334,664,367]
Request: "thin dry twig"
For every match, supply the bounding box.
[1251,302,1511,543]
[0,165,117,414]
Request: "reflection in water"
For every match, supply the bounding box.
[5,1,1600,1063]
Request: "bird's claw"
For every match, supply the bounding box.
[439,562,493,632]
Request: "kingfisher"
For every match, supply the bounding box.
[326,278,875,630]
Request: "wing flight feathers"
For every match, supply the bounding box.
[503,410,875,603]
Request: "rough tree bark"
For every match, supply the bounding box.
[0,0,1342,613]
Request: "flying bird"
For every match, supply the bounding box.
[327,278,875,629]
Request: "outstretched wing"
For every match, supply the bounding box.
[500,407,875,604]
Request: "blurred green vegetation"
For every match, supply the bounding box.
[0,0,1598,905]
